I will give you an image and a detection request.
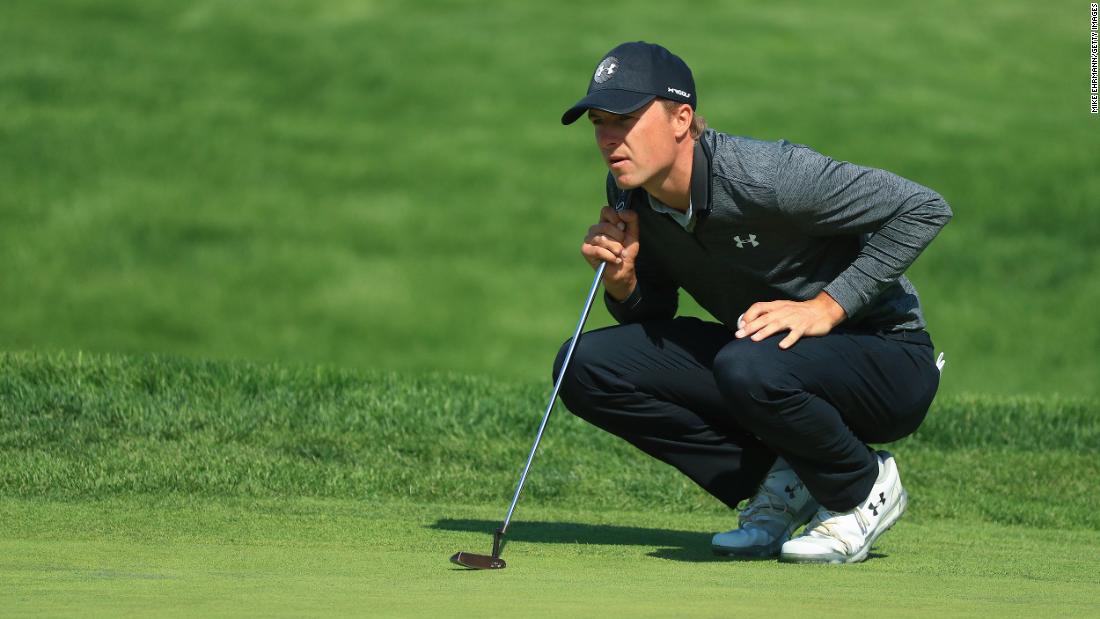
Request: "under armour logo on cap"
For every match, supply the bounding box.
[593,57,618,84]
[561,41,696,125]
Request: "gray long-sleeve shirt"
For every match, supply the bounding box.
[604,128,953,332]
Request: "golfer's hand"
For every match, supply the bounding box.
[735,292,847,349]
[581,206,640,302]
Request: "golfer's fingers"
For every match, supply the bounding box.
[600,206,624,227]
[742,301,783,324]
[778,329,804,350]
[588,221,625,243]
[585,228,624,257]
[618,209,640,245]
[581,241,622,266]
[750,318,790,342]
[736,308,776,338]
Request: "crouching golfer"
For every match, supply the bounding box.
[553,41,951,564]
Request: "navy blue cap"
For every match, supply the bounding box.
[561,41,696,125]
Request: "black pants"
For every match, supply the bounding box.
[552,317,941,512]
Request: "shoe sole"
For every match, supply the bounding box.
[779,488,909,565]
[711,540,783,559]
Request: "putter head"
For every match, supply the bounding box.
[450,552,506,570]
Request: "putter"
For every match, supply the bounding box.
[450,259,612,570]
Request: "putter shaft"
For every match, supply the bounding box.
[498,261,607,540]
[457,197,630,568]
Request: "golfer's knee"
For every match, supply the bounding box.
[712,338,794,410]
[552,336,596,411]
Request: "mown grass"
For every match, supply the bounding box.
[1,0,1097,396]
[3,351,1097,530]
[3,496,1099,618]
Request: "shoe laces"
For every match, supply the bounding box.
[739,475,798,526]
[803,505,869,554]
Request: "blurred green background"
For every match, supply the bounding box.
[1,0,1097,396]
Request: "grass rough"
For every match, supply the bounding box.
[2,351,1097,530]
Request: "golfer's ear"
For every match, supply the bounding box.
[675,105,693,138]
[664,102,691,137]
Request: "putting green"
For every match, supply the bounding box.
[3,497,1096,617]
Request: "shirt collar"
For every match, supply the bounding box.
[690,136,712,221]
[644,138,712,232]
[647,193,693,229]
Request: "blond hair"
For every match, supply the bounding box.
[661,99,707,139]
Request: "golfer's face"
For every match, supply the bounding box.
[588,101,677,189]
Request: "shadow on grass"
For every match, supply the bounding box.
[432,518,727,563]
[432,519,893,564]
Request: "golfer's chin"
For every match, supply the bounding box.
[610,170,644,190]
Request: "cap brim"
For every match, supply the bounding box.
[561,90,656,125]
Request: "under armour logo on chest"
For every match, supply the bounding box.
[733,235,759,248]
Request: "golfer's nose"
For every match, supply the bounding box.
[595,126,620,152]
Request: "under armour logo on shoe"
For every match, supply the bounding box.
[867,492,886,516]
[733,235,759,248]
[784,485,798,499]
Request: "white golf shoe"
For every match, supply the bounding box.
[712,458,819,558]
[779,451,908,564]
